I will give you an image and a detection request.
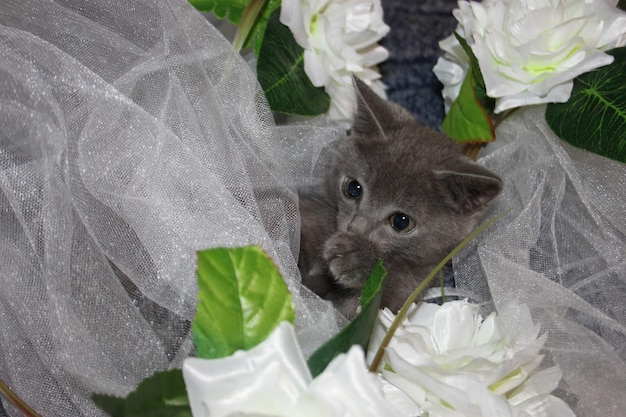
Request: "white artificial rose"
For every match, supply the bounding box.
[434,0,626,113]
[182,322,311,417]
[280,0,390,123]
[433,35,470,113]
[183,322,401,417]
[368,300,575,417]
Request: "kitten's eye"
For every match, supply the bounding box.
[389,213,416,233]
[342,177,362,199]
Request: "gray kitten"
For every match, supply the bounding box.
[298,78,503,319]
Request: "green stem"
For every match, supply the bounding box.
[368,209,513,373]
[233,0,267,51]
[0,378,43,417]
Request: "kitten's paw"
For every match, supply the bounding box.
[323,232,377,290]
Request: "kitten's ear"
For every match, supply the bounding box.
[435,161,503,214]
[351,77,413,136]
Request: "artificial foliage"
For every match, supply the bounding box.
[306,260,386,377]
[188,0,280,52]
[92,246,386,415]
[546,47,626,164]
[192,245,296,359]
[257,9,330,115]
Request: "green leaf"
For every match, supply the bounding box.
[257,9,330,115]
[442,69,495,143]
[233,0,268,51]
[251,0,281,55]
[545,47,626,164]
[306,260,386,377]
[189,0,281,52]
[187,0,248,22]
[93,246,294,416]
[359,260,385,308]
[454,33,495,112]
[93,394,125,417]
[192,245,295,359]
[92,369,192,417]
[455,33,485,91]
[188,0,280,52]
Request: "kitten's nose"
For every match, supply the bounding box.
[347,215,369,234]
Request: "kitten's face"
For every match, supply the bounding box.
[322,78,502,303]
[328,126,475,278]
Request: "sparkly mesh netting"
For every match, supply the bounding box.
[0,1,345,415]
[1,1,625,416]
[453,107,626,416]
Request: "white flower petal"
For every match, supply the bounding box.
[303,49,330,87]
[385,348,474,413]
[595,0,626,46]
[431,300,479,353]
[279,0,308,47]
[473,312,499,345]
[406,301,439,327]
[370,301,574,417]
[357,45,390,67]
[433,56,467,87]
[494,81,572,113]
[507,366,564,406]
[379,374,425,416]
[305,346,403,417]
[387,348,514,417]
[345,3,374,32]
[182,322,311,417]
[525,51,614,96]
[279,0,389,122]
[433,56,468,111]
[512,395,577,417]
[435,0,626,113]
[324,79,356,124]
[488,355,543,395]
[184,323,405,417]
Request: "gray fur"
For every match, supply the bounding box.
[298,78,503,319]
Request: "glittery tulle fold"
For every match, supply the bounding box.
[0,1,343,415]
[453,106,626,417]
[1,1,624,416]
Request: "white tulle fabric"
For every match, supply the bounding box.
[0,1,625,417]
[0,1,344,415]
[454,106,626,417]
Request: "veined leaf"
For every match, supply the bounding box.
[306,260,386,377]
[257,9,330,115]
[442,68,495,143]
[93,246,294,416]
[92,369,191,417]
[192,245,295,359]
[545,47,626,164]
